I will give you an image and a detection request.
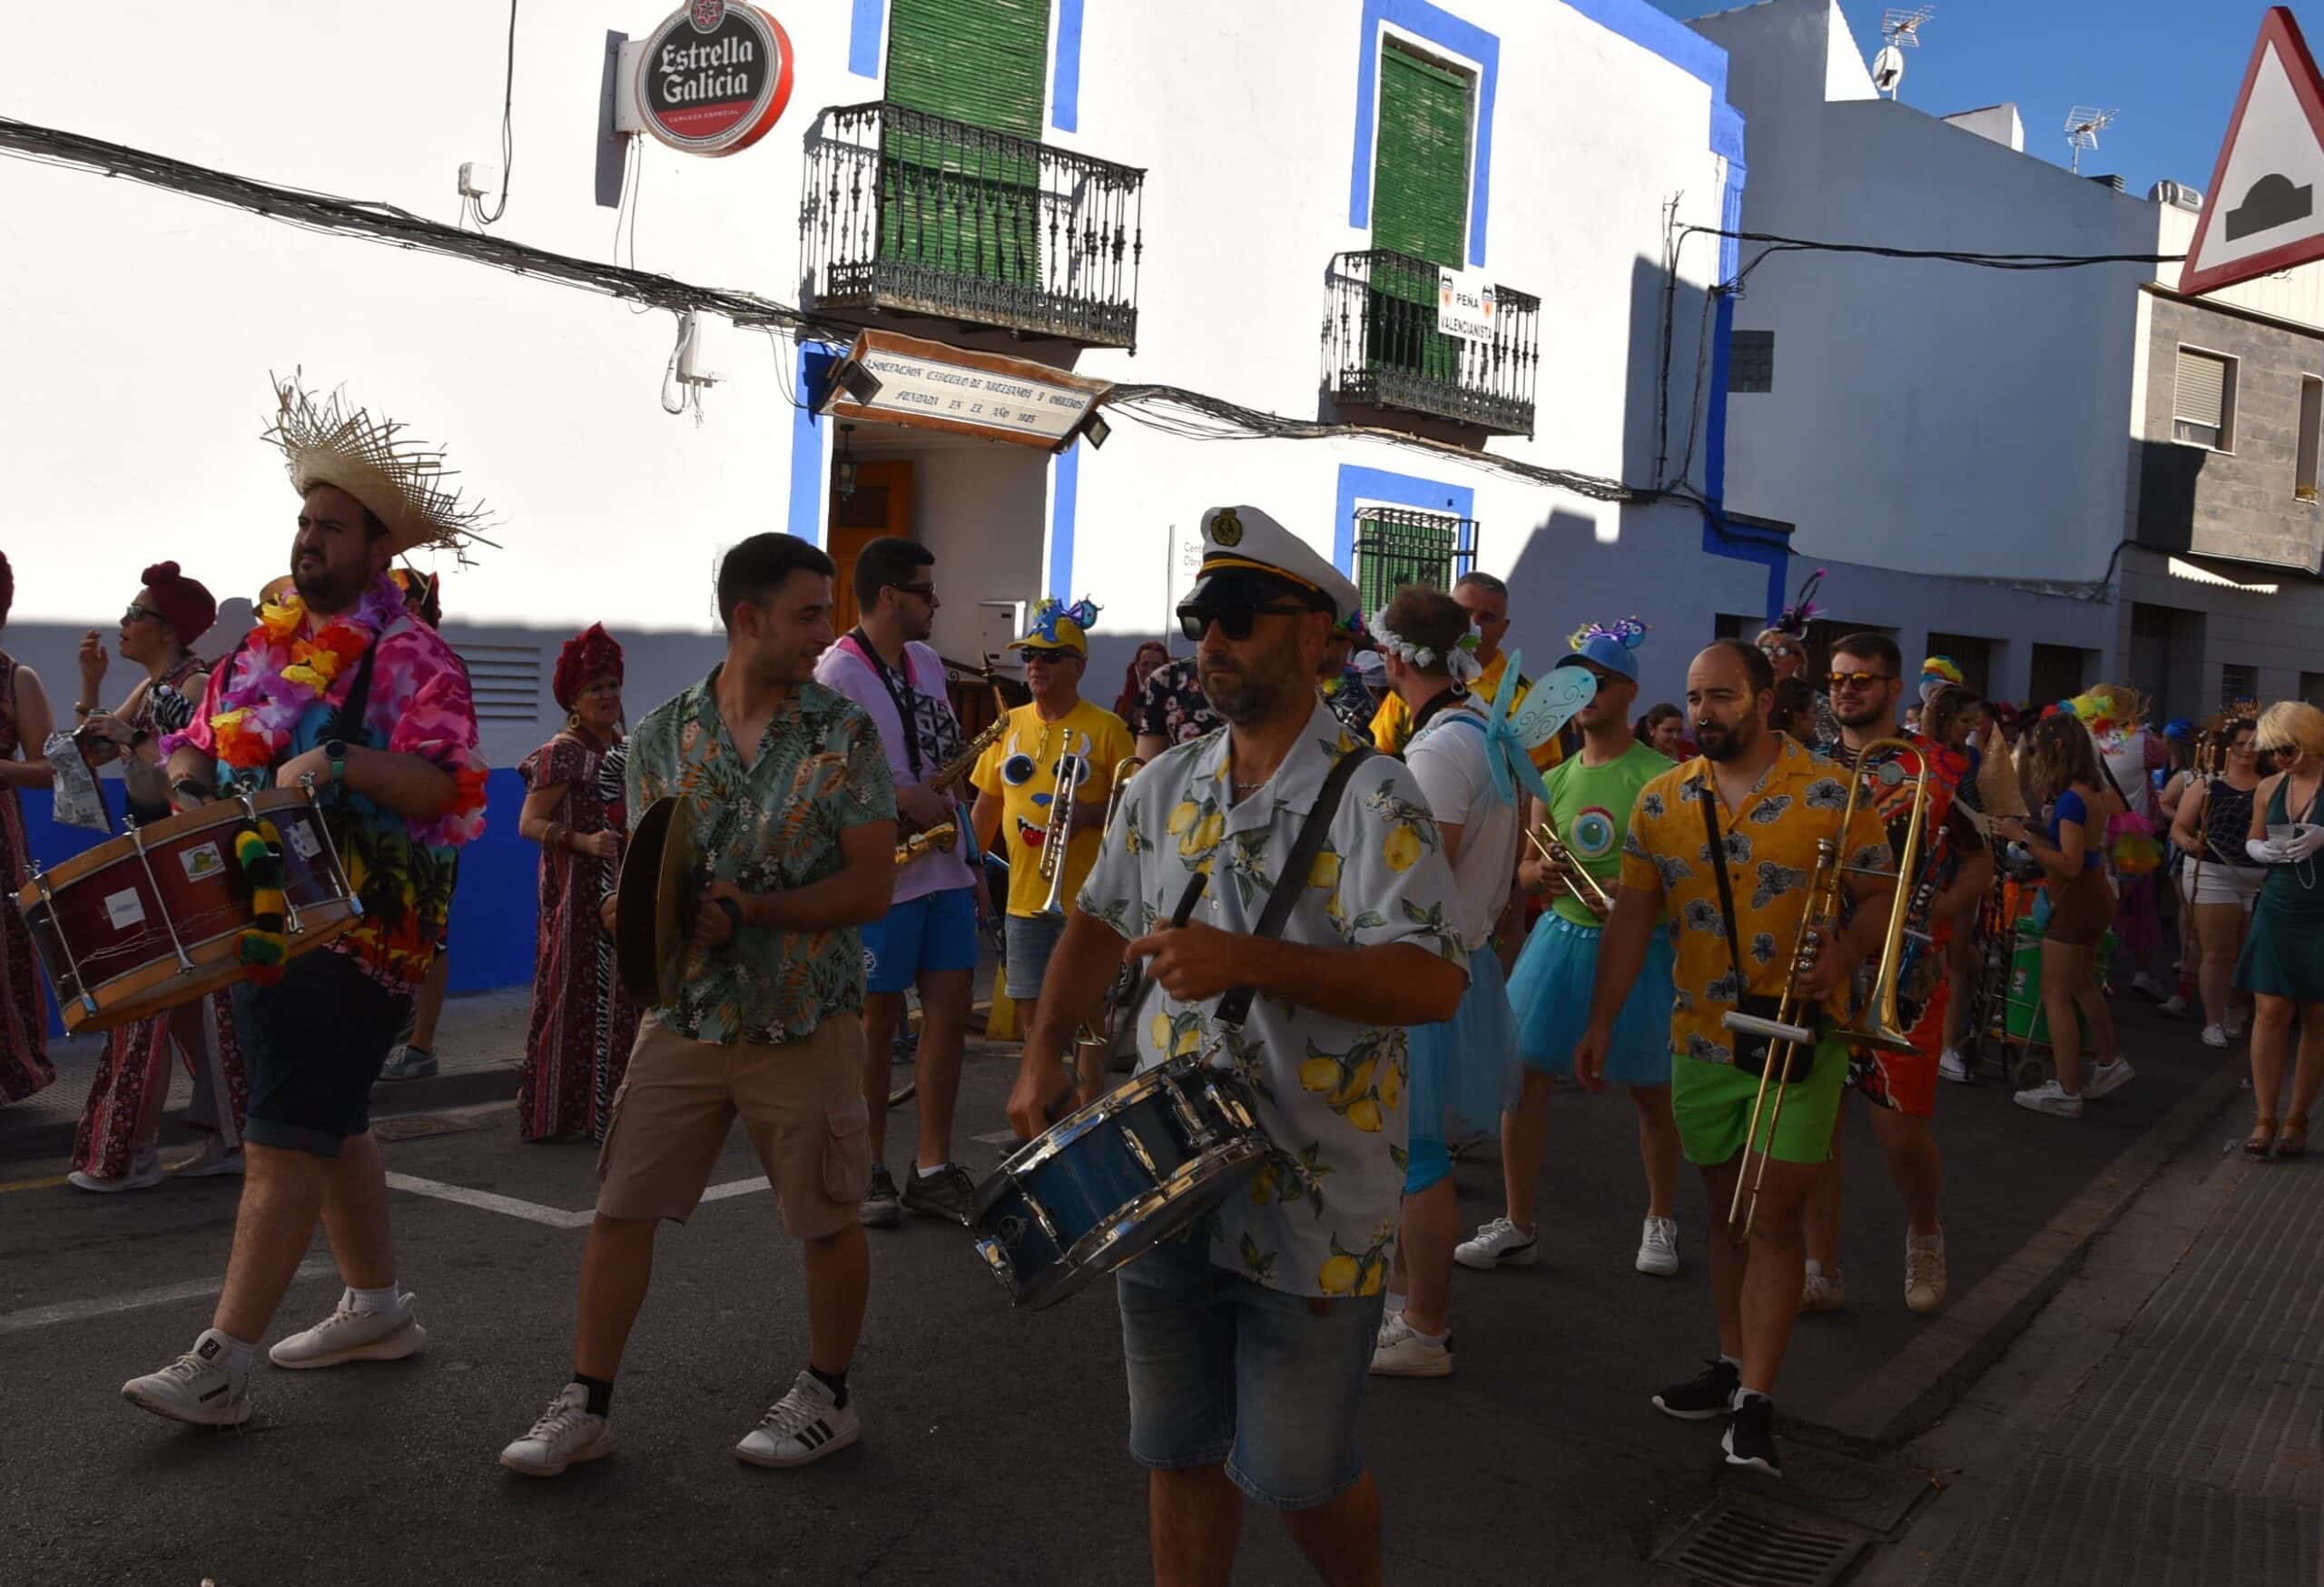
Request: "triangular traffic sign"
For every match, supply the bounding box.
[2181,7,2324,296]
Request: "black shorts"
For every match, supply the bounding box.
[236,950,413,1157]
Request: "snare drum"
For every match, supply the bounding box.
[970,1055,1270,1310]
[15,788,361,1034]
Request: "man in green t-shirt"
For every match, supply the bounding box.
[1456,620,1685,1280]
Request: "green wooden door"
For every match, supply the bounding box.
[882,0,1049,290]
[1367,44,1471,386]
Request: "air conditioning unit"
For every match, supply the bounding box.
[2150,180,2204,212]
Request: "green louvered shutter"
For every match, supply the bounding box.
[1368,45,1471,387]
[881,0,1049,288]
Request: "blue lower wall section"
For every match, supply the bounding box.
[20,769,541,1037]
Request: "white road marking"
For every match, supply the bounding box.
[0,1257,337,1336]
[972,1129,1020,1147]
[697,1178,771,1205]
[383,1171,770,1227]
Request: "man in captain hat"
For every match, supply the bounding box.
[1007,506,1469,1585]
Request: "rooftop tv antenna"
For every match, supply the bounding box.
[2064,105,2118,174]
[1871,6,1935,101]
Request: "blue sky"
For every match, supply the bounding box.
[1652,0,2278,197]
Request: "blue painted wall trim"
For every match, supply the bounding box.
[847,0,1086,133]
[1049,441,1079,596]
[1332,465,1478,577]
[1347,0,1500,269]
[789,341,842,548]
[848,0,883,78]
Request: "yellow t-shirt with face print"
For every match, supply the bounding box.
[970,699,1136,918]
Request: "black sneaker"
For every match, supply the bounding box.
[901,1165,979,1227]
[859,1166,902,1228]
[1652,1357,1741,1422]
[1722,1394,1781,1475]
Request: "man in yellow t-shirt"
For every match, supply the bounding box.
[1368,571,1561,771]
[970,597,1136,1048]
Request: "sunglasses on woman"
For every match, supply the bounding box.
[1177,603,1309,643]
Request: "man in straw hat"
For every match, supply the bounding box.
[120,378,488,1428]
[1007,506,1467,1584]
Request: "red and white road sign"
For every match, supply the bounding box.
[2181,8,2324,296]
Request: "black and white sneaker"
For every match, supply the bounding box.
[859,1165,902,1228]
[736,1370,859,1469]
[1722,1393,1781,1475]
[901,1164,979,1227]
[1651,1357,1741,1421]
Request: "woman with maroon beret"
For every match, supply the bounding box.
[514,624,640,1141]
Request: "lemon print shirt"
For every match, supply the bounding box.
[970,699,1135,918]
[1618,735,1890,1067]
[1077,697,1468,1299]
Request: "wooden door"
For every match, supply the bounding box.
[830,458,915,634]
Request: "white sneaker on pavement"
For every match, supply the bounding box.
[1453,1216,1539,1270]
[268,1290,427,1369]
[2081,1059,2134,1101]
[1369,1311,1452,1377]
[2201,1024,2230,1049]
[1799,1259,1846,1313]
[500,1384,614,1476]
[172,1136,245,1178]
[1635,1216,1680,1276]
[69,1143,163,1194]
[1905,1229,1947,1315]
[2160,993,2189,1017]
[2014,1079,2083,1118]
[1937,1048,1972,1084]
[736,1370,859,1468]
[120,1329,251,1426]
[2225,1008,2250,1039]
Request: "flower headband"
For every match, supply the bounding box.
[1372,605,1482,684]
[1566,615,1649,652]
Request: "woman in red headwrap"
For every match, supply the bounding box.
[65,563,251,1186]
[514,624,639,1141]
[0,551,58,1105]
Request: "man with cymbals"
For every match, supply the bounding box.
[1009,505,1467,1585]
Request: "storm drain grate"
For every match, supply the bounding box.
[1728,1443,1935,1533]
[1652,1493,1869,1587]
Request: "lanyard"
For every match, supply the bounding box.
[842,628,922,778]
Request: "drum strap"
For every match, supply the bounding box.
[1213,746,1377,1030]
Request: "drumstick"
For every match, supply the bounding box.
[1043,872,1209,1124]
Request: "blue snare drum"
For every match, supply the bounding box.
[970,1055,1269,1310]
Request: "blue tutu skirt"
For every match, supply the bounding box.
[1507,913,1676,1087]
[1407,946,1521,1149]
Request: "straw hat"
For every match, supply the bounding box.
[267,374,497,558]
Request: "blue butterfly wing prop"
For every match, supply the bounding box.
[1483,656,1596,808]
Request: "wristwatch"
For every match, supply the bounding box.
[324,739,349,786]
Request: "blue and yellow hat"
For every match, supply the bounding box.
[1011,596,1099,657]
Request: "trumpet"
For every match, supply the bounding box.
[1525,810,1613,914]
[894,822,957,869]
[1722,737,1927,1242]
[1035,753,1088,921]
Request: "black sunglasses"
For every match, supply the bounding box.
[1177,603,1310,643]
[894,582,936,600]
[123,603,162,625]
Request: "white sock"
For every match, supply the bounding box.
[1407,1322,1449,1346]
[914,1161,951,1178]
[1384,1290,1407,1316]
[346,1282,401,1316]
[210,1330,258,1379]
[1719,1353,1741,1370]
[1737,1386,1772,1406]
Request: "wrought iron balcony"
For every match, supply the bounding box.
[1323,249,1540,436]
[800,101,1144,351]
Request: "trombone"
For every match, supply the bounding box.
[1720,738,1927,1241]
[1525,809,1614,914]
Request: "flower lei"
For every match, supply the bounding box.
[202,577,400,774]
[1371,606,1482,684]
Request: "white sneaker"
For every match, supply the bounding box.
[1369,1311,1452,1377]
[172,1136,245,1178]
[2202,1024,2230,1049]
[2224,1008,2250,1039]
[120,1329,250,1426]
[2160,994,2189,1017]
[1635,1216,1680,1276]
[2014,1080,2083,1119]
[1937,1048,1972,1084]
[736,1370,859,1468]
[69,1143,163,1194]
[2081,1059,2134,1101]
[499,1384,614,1477]
[1453,1217,1539,1270]
[268,1290,427,1369]
[1905,1229,1947,1315]
[1799,1259,1846,1313]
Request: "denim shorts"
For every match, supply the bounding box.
[861,885,979,993]
[1004,912,1067,1002]
[1116,1222,1385,1510]
[236,949,411,1158]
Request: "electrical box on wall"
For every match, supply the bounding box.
[611,40,649,134]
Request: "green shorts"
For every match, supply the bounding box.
[1670,1035,1850,1167]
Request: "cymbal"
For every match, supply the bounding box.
[615,795,697,1008]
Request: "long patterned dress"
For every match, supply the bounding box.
[0,650,53,1103]
[71,656,249,1175]
[516,732,639,1141]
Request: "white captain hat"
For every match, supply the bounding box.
[1177,505,1361,626]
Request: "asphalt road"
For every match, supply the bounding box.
[0,996,2231,1586]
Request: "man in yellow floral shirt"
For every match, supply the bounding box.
[1007,505,1465,1584]
[1578,638,1892,1481]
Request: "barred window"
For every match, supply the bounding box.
[1730,330,1775,394]
[1352,508,1476,615]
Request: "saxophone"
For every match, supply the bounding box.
[901,655,1009,841]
